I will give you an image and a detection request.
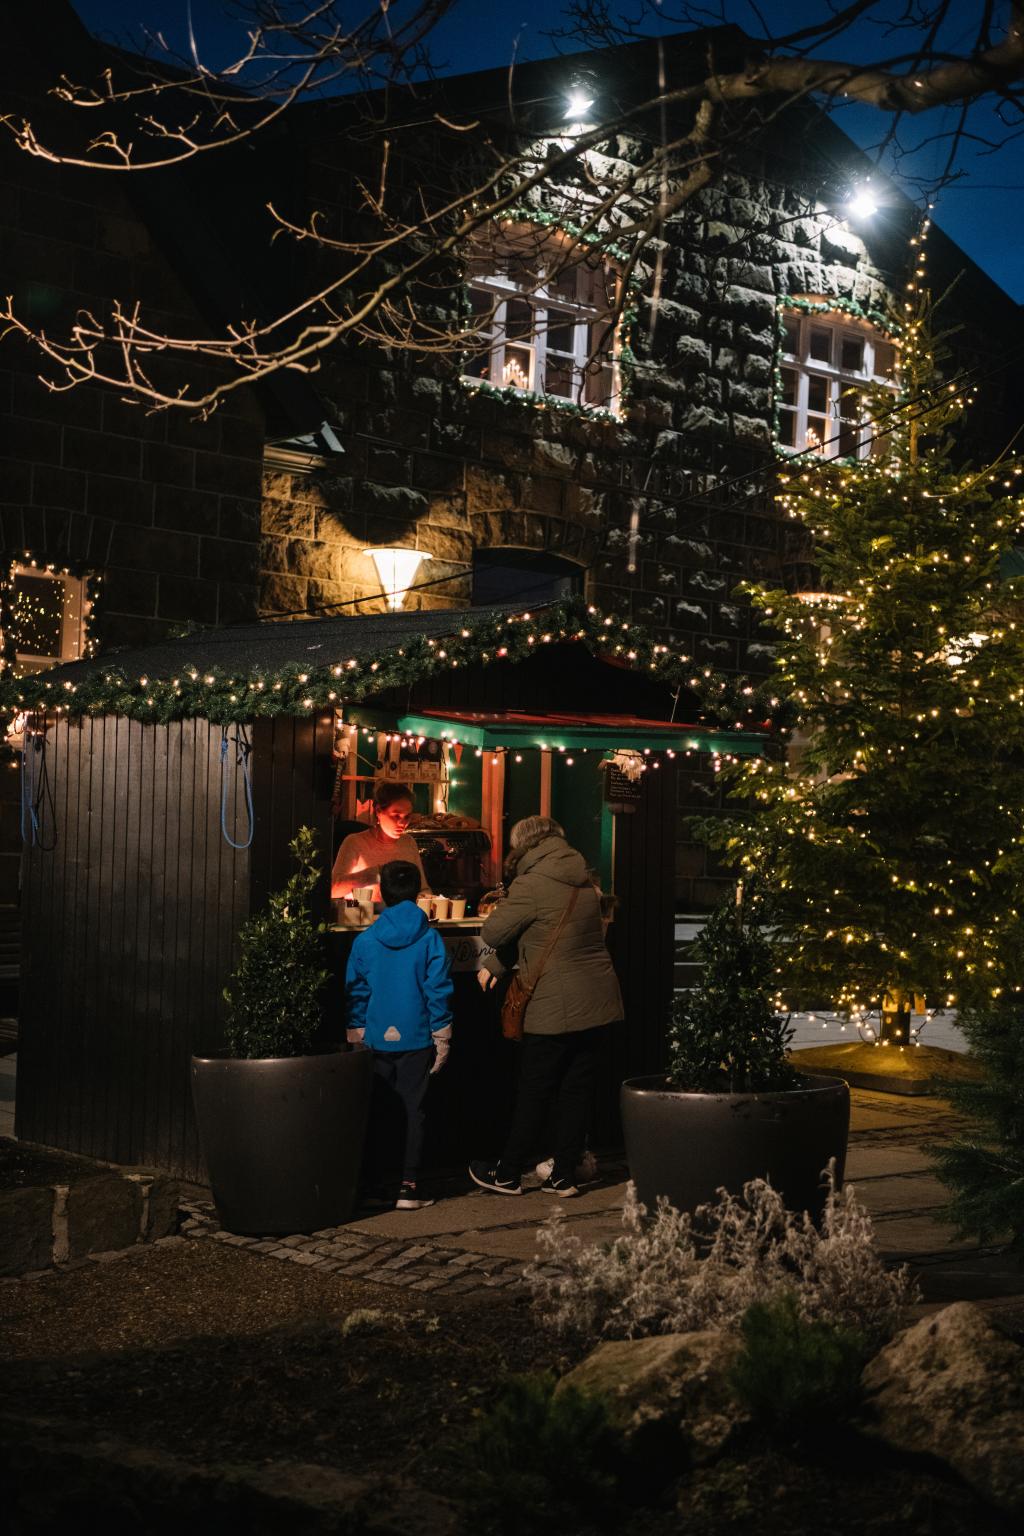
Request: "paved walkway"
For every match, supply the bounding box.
[180,1086,1021,1313]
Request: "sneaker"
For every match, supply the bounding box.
[468,1162,522,1196]
[359,1189,393,1210]
[535,1152,598,1184]
[541,1176,579,1198]
[395,1182,435,1210]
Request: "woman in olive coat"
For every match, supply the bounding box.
[468,816,622,1198]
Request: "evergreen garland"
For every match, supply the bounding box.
[222,826,329,1059]
[930,1000,1024,1255]
[0,596,781,733]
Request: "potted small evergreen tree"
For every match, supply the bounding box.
[621,882,849,1221]
[191,827,372,1235]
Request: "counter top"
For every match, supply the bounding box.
[329,917,485,933]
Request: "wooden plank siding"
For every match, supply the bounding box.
[601,760,678,1140]
[17,717,250,1180]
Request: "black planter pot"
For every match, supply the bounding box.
[621,1075,850,1222]
[191,1049,373,1235]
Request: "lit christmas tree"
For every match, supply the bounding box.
[707,230,1024,1057]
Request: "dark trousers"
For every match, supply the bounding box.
[366,1045,433,1186]
[498,1028,603,1183]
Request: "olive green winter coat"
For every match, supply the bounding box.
[480,835,623,1035]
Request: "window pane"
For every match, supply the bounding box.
[546,311,576,354]
[837,423,860,458]
[782,316,800,355]
[805,417,826,453]
[545,357,574,397]
[549,261,581,302]
[838,385,860,421]
[807,375,828,413]
[501,345,532,390]
[777,409,797,447]
[874,341,897,378]
[780,367,797,407]
[584,363,613,408]
[809,327,831,363]
[12,575,63,658]
[462,347,492,381]
[504,298,533,340]
[841,335,864,372]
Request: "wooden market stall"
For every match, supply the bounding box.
[11,602,762,1180]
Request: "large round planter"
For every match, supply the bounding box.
[621,1075,850,1223]
[191,1048,373,1236]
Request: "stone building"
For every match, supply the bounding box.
[3,6,1022,910]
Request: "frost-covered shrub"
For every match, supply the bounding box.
[526,1172,916,1353]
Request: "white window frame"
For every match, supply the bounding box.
[7,563,89,675]
[462,223,621,414]
[777,304,899,462]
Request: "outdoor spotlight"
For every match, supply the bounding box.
[848,188,878,219]
[363,547,432,611]
[565,89,594,121]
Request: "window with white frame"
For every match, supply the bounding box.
[777,304,899,461]
[462,222,621,412]
[5,564,89,675]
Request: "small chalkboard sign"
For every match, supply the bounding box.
[603,763,644,813]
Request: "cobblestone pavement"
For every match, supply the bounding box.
[173,1087,1022,1307]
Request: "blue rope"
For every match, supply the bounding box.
[220,727,255,850]
[20,735,40,847]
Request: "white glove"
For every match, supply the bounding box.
[430,1038,450,1074]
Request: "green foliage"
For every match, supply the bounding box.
[668,881,797,1092]
[0,595,776,732]
[459,1372,618,1534]
[728,1291,868,1432]
[701,295,1024,1019]
[931,1001,1024,1256]
[222,826,329,1059]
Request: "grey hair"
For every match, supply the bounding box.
[509,815,565,849]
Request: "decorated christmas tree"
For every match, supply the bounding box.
[706,234,1024,1053]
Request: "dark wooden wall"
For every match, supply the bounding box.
[600,760,678,1140]
[17,716,251,1180]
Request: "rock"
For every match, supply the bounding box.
[861,1302,1024,1513]
[0,1186,54,1277]
[556,1332,745,1464]
[66,1176,143,1259]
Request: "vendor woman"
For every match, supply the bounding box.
[331,781,430,902]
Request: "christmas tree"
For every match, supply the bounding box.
[929,1000,1024,1254]
[706,230,1024,1048]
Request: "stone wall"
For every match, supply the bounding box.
[1,7,264,658]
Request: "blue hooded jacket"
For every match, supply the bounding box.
[345,900,453,1052]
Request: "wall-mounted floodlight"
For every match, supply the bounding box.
[848,188,879,219]
[565,89,594,121]
[363,547,432,610]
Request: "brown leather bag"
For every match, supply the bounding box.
[499,887,581,1041]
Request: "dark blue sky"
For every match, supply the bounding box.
[71,1,1024,301]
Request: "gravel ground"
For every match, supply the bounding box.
[1,1239,1016,1535]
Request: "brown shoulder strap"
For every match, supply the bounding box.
[527,886,581,991]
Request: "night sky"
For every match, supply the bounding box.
[70,1,1024,301]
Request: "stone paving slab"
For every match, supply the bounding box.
[845,1145,935,1179]
[855,1174,950,1215]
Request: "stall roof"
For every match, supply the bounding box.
[391,708,762,755]
[5,597,771,741]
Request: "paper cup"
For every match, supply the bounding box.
[416,894,434,918]
[449,898,467,921]
[433,896,451,921]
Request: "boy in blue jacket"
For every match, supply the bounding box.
[345,860,453,1210]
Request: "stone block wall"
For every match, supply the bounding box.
[1,9,264,658]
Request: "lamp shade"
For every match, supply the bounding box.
[363,547,432,610]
